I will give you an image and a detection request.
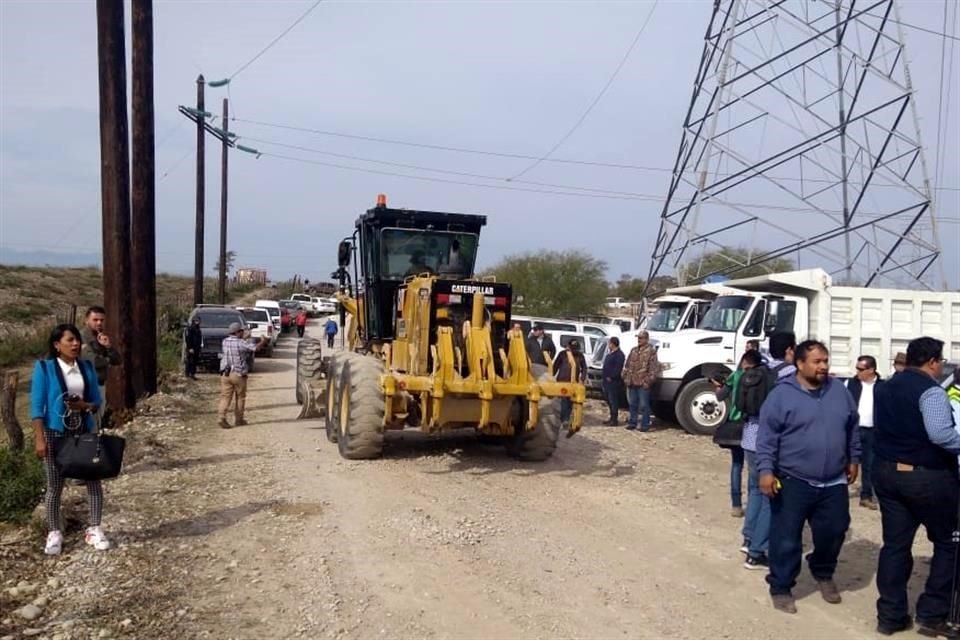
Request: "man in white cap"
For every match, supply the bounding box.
[218,322,268,429]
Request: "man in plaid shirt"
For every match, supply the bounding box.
[218,322,268,429]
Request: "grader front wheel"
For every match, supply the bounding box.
[295,337,324,406]
[336,357,385,460]
[506,397,562,462]
[323,353,342,443]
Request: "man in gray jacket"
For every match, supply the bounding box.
[757,340,861,614]
[80,305,122,413]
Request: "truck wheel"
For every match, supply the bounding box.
[323,352,342,443]
[675,379,727,436]
[336,357,385,460]
[506,397,561,462]
[295,337,324,405]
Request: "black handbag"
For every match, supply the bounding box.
[54,431,126,480]
[712,419,744,448]
[47,359,126,480]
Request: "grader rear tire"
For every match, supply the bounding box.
[506,397,561,462]
[323,352,343,443]
[336,357,385,460]
[295,337,324,405]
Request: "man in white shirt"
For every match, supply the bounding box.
[846,355,882,510]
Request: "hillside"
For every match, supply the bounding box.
[0,265,225,368]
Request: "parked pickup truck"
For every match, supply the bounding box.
[183,306,257,373]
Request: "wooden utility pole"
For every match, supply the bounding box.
[96,0,135,409]
[131,0,157,395]
[193,74,206,306]
[218,98,229,304]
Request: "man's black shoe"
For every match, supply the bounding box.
[876,618,913,636]
[917,619,959,639]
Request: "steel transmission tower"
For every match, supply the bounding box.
[645,0,944,291]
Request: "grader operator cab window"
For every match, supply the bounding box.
[379,228,478,279]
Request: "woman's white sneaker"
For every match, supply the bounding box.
[84,526,111,551]
[45,530,63,556]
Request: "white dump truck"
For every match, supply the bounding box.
[654,269,960,435]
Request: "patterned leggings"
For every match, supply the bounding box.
[43,430,103,532]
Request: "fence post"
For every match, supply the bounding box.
[1,370,24,451]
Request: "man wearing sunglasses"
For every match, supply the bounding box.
[846,355,883,510]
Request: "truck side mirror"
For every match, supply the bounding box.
[764,300,779,334]
[338,241,351,267]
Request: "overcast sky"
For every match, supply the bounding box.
[0,0,957,287]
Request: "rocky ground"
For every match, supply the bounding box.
[0,318,940,639]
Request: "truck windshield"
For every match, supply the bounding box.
[647,302,688,332]
[699,296,752,332]
[380,228,478,280]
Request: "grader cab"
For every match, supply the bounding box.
[297,196,585,460]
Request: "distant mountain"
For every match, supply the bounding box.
[0,246,102,268]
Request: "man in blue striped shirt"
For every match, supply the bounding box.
[873,337,960,637]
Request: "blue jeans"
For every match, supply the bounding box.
[766,477,850,595]
[742,451,770,556]
[627,386,651,430]
[560,398,572,423]
[874,459,959,627]
[859,427,875,499]
[729,446,745,508]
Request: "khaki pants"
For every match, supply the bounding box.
[218,373,248,421]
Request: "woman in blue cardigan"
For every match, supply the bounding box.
[31,324,110,555]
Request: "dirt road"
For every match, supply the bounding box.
[2,319,935,639]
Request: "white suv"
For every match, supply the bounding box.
[236,306,275,356]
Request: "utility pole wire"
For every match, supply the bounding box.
[232,116,960,191]
[228,0,324,80]
[507,0,659,181]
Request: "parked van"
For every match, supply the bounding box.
[512,315,618,338]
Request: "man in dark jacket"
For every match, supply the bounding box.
[184,317,202,379]
[872,337,960,637]
[845,355,882,510]
[602,336,625,426]
[525,324,556,367]
[80,305,122,409]
[757,340,861,615]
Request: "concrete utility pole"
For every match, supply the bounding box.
[95,0,135,409]
[218,98,229,304]
[131,0,157,395]
[193,74,205,306]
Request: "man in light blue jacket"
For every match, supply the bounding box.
[757,340,861,615]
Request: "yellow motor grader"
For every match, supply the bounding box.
[297,196,585,460]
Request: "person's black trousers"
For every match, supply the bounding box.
[602,379,622,423]
[873,459,959,628]
[767,476,850,595]
[297,325,305,338]
[327,334,335,348]
[185,351,198,377]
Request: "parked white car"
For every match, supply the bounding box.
[254,299,282,335]
[236,306,275,355]
[313,296,337,314]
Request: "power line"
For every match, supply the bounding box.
[232,116,960,192]
[228,0,324,80]
[507,0,659,180]
[259,151,649,201]
[242,136,655,198]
